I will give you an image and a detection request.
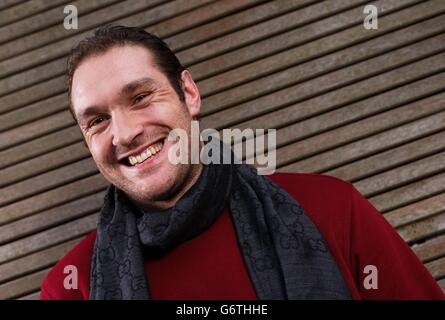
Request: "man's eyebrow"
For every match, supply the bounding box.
[77,105,105,124]
[120,77,158,97]
[76,77,158,123]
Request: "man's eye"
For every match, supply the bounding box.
[89,116,106,127]
[133,94,147,104]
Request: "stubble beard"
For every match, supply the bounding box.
[109,161,201,211]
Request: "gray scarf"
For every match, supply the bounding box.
[90,145,351,299]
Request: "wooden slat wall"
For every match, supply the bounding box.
[0,0,444,299]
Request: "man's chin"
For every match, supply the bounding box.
[119,177,179,208]
[109,163,193,210]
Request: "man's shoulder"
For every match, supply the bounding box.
[40,230,97,299]
[266,171,355,229]
[55,230,98,267]
[267,171,353,198]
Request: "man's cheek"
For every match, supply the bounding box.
[90,138,108,163]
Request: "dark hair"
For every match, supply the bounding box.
[66,25,186,120]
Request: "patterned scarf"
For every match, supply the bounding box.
[90,143,351,299]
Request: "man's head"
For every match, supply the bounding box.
[67,25,202,210]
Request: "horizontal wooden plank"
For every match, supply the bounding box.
[151,0,270,40]
[134,0,262,40]
[0,191,103,244]
[0,0,27,11]
[0,267,51,300]
[396,211,445,243]
[0,2,181,89]
[163,0,317,52]
[385,192,445,229]
[425,256,445,279]
[0,142,90,188]
[244,89,445,168]
[0,174,106,225]
[0,0,431,115]
[0,0,165,61]
[0,0,119,45]
[0,0,264,113]
[11,2,412,95]
[0,0,213,78]
[0,93,67,132]
[0,0,355,98]
[250,67,445,161]
[0,57,67,97]
[17,291,41,300]
[7,0,416,97]
[0,77,66,115]
[203,36,445,130]
[201,33,445,118]
[0,110,75,150]
[368,171,445,213]
[0,126,82,170]
[176,0,371,66]
[190,0,432,82]
[412,234,445,262]
[197,3,445,97]
[0,158,99,207]
[0,0,68,29]
[229,68,445,145]
[0,0,249,114]
[280,100,445,174]
[0,212,98,264]
[0,237,83,284]
[325,130,445,182]
[353,151,445,198]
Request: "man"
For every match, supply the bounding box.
[40,26,444,300]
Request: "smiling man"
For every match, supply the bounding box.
[40,26,444,300]
[70,42,202,212]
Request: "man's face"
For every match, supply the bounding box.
[71,45,201,209]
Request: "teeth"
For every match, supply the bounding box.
[127,141,163,166]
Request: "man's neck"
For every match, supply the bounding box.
[134,162,204,212]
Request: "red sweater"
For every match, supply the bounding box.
[40,172,444,300]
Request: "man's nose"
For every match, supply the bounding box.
[111,111,143,147]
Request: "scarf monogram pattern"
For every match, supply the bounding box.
[90,158,351,299]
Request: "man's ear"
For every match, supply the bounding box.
[180,69,201,119]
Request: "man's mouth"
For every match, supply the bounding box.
[123,140,165,166]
